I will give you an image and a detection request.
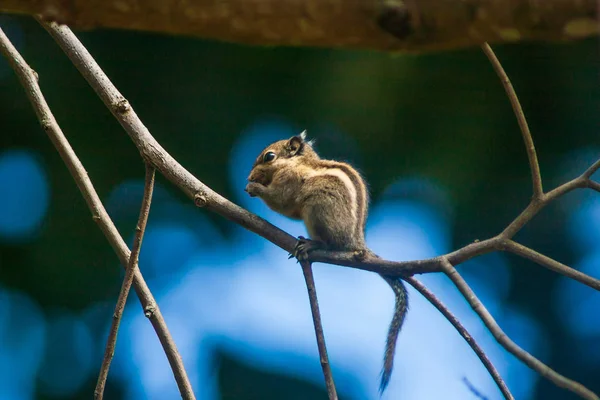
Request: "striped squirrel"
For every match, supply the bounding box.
[245,131,408,393]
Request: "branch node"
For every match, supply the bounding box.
[194,192,208,207]
[144,304,156,318]
[40,117,52,132]
[113,97,131,114]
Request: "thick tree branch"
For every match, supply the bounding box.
[441,259,599,400]
[0,27,196,400]
[0,0,598,52]
[300,261,338,400]
[405,277,513,400]
[95,164,155,400]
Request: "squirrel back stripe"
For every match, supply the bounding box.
[246,132,409,394]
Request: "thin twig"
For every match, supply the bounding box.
[462,377,490,400]
[0,27,196,400]
[440,258,598,400]
[95,164,155,399]
[405,277,513,400]
[481,43,543,200]
[582,158,600,178]
[299,261,338,400]
[588,179,600,193]
[502,240,600,291]
[501,162,598,238]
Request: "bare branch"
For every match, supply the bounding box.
[582,158,600,178]
[300,261,338,400]
[481,43,543,200]
[462,377,490,400]
[95,164,155,400]
[0,27,196,400]
[2,0,598,52]
[405,277,513,400]
[502,240,600,291]
[440,258,598,400]
[587,179,600,193]
[502,161,598,238]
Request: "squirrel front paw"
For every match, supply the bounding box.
[245,182,265,197]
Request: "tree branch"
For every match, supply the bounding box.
[481,43,543,200]
[462,377,490,400]
[95,164,155,400]
[587,180,600,193]
[0,27,196,400]
[0,0,598,52]
[502,240,600,291]
[300,261,338,400]
[405,277,513,400]
[582,158,600,178]
[440,258,599,400]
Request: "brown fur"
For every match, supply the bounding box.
[246,133,408,393]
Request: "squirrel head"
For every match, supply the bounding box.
[247,131,319,186]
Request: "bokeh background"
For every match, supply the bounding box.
[0,14,599,400]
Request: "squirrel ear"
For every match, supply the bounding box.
[287,134,305,156]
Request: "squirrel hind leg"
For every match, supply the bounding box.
[290,236,324,261]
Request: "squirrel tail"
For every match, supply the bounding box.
[379,276,409,394]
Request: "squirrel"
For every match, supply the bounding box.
[245,131,408,393]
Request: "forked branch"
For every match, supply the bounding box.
[441,259,598,400]
[95,164,155,399]
[405,277,513,400]
[0,26,195,400]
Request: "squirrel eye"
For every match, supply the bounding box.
[263,151,276,163]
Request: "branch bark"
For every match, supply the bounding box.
[0,27,196,400]
[481,43,543,200]
[300,261,338,400]
[441,258,599,400]
[405,277,513,400]
[0,0,598,52]
[95,164,155,400]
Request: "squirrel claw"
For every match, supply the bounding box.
[292,236,322,261]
